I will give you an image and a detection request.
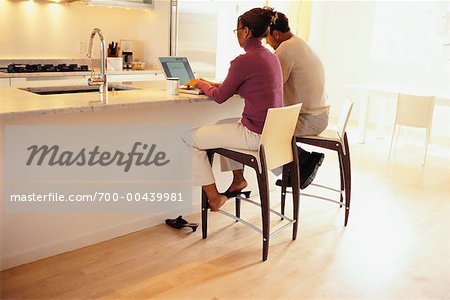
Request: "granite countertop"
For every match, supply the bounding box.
[0,69,162,78]
[0,81,210,119]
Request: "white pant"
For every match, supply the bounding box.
[181,118,261,186]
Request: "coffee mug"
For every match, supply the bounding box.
[166,78,180,95]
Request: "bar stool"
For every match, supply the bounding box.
[202,103,302,261]
[280,99,353,226]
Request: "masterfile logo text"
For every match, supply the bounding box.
[25,142,170,172]
[4,125,192,213]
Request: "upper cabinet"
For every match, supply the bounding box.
[70,0,153,9]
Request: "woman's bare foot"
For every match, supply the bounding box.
[208,194,227,212]
[203,183,227,212]
[226,180,248,193]
[226,169,248,193]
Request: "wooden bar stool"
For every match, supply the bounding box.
[281,99,353,226]
[202,103,302,261]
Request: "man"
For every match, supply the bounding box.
[266,11,330,189]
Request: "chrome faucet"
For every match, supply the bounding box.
[87,28,108,104]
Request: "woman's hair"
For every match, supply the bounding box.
[269,11,290,34]
[238,6,276,38]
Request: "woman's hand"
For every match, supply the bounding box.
[185,78,201,88]
[185,78,220,88]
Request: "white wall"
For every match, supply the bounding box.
[309,1,450,138]
[0,0,170,68]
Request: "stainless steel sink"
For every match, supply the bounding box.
[21,84,140,95]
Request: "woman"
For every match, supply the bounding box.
[183,7,282,211]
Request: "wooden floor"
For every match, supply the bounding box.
[1,127,449,299]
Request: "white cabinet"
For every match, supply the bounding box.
[0,78,10,87]
[10,76,88,88]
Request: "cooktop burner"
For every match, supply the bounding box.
[3,63,89,73]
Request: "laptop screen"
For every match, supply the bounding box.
[159,57,195,85]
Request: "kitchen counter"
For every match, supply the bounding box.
[0,80,245,271]
[0,69,162,78]
[0,81,210,119]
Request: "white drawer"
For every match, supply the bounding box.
[10,76,88,87]
[0,78,10,87]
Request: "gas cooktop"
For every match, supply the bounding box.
[1,63,90,73]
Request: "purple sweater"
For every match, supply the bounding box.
[195,38,283,134]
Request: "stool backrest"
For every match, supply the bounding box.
[337,98,354,141]
[395,93,435,128]
[260,103,302,171]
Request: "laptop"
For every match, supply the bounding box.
[158,57,203,95]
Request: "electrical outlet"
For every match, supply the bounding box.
[78,41,86,56]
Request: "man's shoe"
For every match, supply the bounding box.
[275,152,325,189]
[300,152,324,189]
[276,177,291,187]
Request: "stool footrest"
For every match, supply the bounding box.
[284,183,341,193]
[270,220,296,238]
[283,184,344,206]
[216,195,296,236]
[309,183,341,193]
[301,192,344,206]
[237,195,293,221]
[218,210,262,234]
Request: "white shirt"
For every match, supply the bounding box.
[275,35,329,116]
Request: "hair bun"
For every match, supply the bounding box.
[262,6,274,13]
[270,12,279,25]
[261,6,275,26]
[239,6,277,38]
